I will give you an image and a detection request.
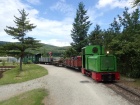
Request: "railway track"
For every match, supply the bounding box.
[105,82,140,105]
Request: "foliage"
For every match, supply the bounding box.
[87,7,140,78]
[71,2,92,53]
[63,47,78,58]
[0,44,7,56]
[0,41,69,57]
[4,9,42,71]
[0,88,47,105]
[2,60,6,66]
[89,24,103,45]
[133,0,140,7]
[12,60,16,65]
[0,64,48,85]
[107,8,140,78]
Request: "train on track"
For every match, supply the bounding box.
[23,45,120,82]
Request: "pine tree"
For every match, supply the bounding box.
[71,2,92,53]
[89,24,103,45]
[108,8,140,77]
[4,9,41,71]
[104,18,121,51]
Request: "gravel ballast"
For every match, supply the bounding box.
[0,64,133,105]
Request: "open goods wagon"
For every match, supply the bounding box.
[63,56,82,70]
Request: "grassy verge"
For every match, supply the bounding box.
[120,75,140,90]
[0,64,48,85]
[0,88,47,105]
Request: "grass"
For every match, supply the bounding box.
[0,88,48,105]
[0,62,17,66]
[120,75,140,90]
[0,64,48,85]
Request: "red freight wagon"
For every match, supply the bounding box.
[73,56,82,70]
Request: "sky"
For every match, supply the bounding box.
[0,0,137,47]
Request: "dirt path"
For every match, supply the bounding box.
[0,64,133,105]
[41,65,133,105]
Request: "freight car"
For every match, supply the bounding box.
[64,56,82,70]
[23,54,60,65]
[52,57,63,66]
[81,45,120,81]
[39,57,53,64]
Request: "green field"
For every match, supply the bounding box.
[0,64,48,85]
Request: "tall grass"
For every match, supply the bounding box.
[0,64,48,85]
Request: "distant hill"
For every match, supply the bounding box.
[0,41,70,56]
[0,41,10,45]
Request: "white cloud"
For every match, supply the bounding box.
[96,0,134,9]
[26,0,41,5]
[0,0,73,47]
[41,39,71,47]
[50,0,75,17]
[87,7,104,23]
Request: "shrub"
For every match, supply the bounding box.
[128,70,140,78]
[2,60,6,66]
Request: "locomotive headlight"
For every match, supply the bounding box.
[107,51,109,54]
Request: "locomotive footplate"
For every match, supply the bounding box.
[101,74,115,81]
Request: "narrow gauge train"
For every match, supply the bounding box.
[23,45,120,81]
[63,45,120,82]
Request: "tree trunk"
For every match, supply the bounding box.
[20,56,23,71]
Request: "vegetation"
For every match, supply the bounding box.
[63,47,77,58]
[89,24,103,45]
[0,64,48,85]
[133,0,140,7]
[0,88,47,105]
[0,41,69,57]
[0,62,18,66]
[108,8,140,78]
[4,9,42,71]
[71,2,92,53]
[39,43,69,57]
[121,75,140,89]
[68,2,140,78]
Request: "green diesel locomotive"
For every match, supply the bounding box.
[81,45,120,81]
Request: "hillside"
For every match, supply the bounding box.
[0,41,70,56]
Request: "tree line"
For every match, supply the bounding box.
[65,2,140,78]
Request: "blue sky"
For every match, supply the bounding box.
[0,0,136,47]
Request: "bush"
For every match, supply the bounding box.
[12,60,16,65]
[2,60,6,66]
[127,70,140,78]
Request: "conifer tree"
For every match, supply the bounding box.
[4,9,41,71]
[89,24,103,45]
[71,2,92,53]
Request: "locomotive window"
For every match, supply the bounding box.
[92,47,98,53]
